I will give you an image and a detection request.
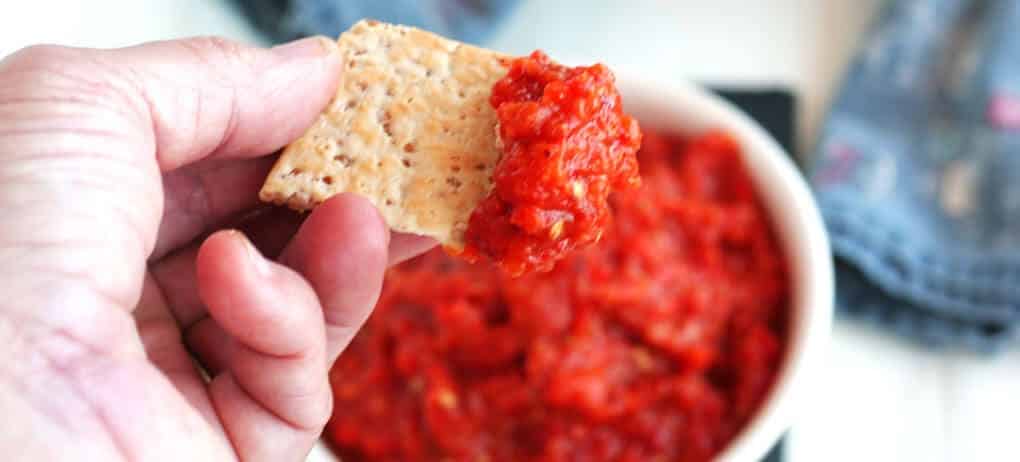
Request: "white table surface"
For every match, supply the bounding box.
[5,1,1020,461]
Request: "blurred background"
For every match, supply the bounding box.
[5,1,1020,461]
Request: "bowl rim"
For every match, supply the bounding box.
[610,72,834,462]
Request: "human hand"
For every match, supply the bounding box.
[0,36,434,461]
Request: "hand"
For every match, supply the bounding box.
[0,36,434,461]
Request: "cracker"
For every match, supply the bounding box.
[259,20,509,249]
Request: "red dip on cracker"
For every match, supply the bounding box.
[326,129,788,462]
[459,51,642,276]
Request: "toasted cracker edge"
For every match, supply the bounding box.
[259,20,509,249]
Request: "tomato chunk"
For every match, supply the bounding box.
[461,51,642,276]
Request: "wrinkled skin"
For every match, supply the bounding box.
[0,36,434,461]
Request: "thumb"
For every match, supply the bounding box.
[100,36,343,170]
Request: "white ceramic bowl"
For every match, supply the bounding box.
[615,73,834,461]
[311,73,834,462]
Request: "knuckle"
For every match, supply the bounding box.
[308,385,334,429]
[6,44,74,67]
[266,376,334,431]
[290,365,335,429]
[0,44,142,117]
[1,45,84,84]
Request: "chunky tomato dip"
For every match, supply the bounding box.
[326,130,789,462]
[460,51,642,276]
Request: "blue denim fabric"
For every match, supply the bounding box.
[230,0,520,45]
[811,0,1020,352]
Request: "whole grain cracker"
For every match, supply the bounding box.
[259,20,509,249]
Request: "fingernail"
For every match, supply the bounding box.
[272,36,339,60]
[231,230,272,277]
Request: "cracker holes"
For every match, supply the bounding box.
[402,158,413,168]
[347,60,357,69]
[474,163,487,171]
[446,177,463,189]
[322,176,334,185]
[287,168,303,176]
[385,198,395,206]
[357,82,368,91]
[379,110,394,137]
[314,140,333,155]
[451,166,462,173]
[346,100,358,110]
[403,143,416,153]
[334,154,354,167]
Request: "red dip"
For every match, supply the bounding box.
[460,51,642,276]
[327,129,790,462]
